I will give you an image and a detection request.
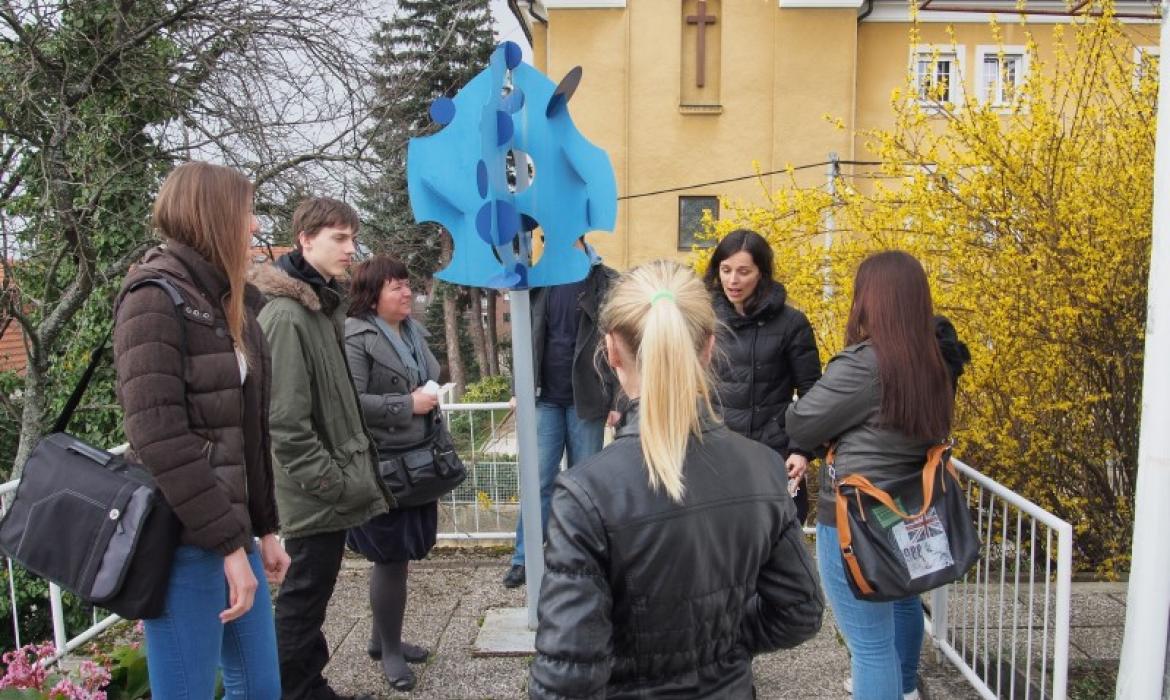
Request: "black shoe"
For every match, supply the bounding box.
[386,666,417,692]
[368,637,429,664]
[313,687,375,700]
[402,642,429,664]
[502,564,525,588]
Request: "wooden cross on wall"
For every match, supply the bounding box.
[687,0,717,88]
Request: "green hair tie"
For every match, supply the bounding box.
[650,290,676,306]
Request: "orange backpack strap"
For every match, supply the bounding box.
[835,491,876,595]
[832,443,952,595]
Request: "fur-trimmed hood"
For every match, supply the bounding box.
[247,262,321,312]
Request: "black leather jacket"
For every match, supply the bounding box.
[529,405,824,699]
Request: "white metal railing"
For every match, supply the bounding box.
[436,401,518,540]
[925,458,1074,700]
[2,421,1075,700]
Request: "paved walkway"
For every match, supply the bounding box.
[318,549,1125,699]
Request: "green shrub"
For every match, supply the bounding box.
[461,375,511,403]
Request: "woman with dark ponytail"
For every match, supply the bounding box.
[529,260,824,699]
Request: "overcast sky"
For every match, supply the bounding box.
[490,0,534,61]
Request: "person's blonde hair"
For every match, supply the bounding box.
[599,260,717,502]
[152,161,255,355]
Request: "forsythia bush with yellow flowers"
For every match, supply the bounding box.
[695,7,1155,576]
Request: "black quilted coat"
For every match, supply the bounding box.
[711,281,822,458]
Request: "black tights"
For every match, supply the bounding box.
[370,561,410,680]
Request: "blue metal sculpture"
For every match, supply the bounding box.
[406,41,616,289]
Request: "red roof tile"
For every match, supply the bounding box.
[0,265,26,374]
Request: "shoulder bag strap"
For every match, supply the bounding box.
[54,278,188,434]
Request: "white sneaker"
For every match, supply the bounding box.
[903,691,921,700]
[843,676,852,694]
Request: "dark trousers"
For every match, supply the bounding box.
[794,480,810,524]
[275,530,347,700]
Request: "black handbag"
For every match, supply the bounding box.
[377,411,467,508]
[830,443,980,602]
[0,281,183,619]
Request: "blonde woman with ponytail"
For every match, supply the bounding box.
[114,162,287,699]
[529,261,824,700]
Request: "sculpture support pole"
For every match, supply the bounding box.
[510,289,544,630]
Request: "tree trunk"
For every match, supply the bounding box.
[439,236,465,393]
[441,284,465,393]
[11,363,47,481]
[467,287,490,378]
[485,289,500,376]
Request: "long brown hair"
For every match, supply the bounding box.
[845,251,952,440]
[153,161,254,354]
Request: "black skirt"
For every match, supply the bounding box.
[346,501,438,563]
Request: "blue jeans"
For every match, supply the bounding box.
[512,401,605,566]
[817,524,923,700]
[144,545,280,700]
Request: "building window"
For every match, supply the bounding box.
[1135,46,1160,87]
[976,46,1027,107]
[678,196,719,250]
[912,45,966,107]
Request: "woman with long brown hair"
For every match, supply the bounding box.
[113,161,288,698]
[786,251,968,700]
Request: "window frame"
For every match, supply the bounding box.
[1134,46,1161,88]
[677,195,720,251]
[975,45,1028,109]
[911,44,967,110]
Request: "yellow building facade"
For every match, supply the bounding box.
[509,0,1161,269]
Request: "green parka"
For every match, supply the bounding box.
[249,261,392,537]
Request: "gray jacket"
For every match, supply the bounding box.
[785,341,940,527]
[344,315,441,454]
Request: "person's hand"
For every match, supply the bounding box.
[221,548,258,623]
[411,388,439,415]
[606,410,621,427]
[785,453,810,482]
[259,534,290,585]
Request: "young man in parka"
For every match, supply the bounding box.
[250,197,391,700]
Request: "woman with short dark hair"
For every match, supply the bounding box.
[704,229,822,522]
[786,250,968,700]
[344,255,440,692]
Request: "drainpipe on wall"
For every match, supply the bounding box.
[857,0,874,22]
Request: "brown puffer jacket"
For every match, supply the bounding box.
[113,242,279,555]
